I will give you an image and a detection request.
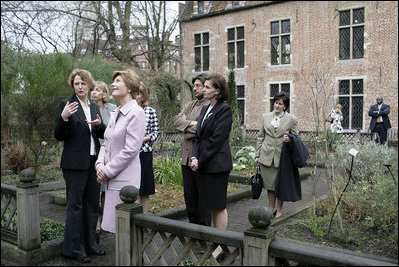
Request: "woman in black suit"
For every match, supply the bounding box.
[190,73,233,260]
[54,69,106,263]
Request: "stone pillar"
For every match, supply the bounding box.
[115,186,143,266]
[243,206,276,266]
[16,168,41,251]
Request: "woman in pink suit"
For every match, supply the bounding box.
[95,69,146,233]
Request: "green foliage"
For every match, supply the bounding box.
[40,218,64,242]
[233,146,256,172]
[316,140,398,243]
[140,71,181,132]
[227,70,242,146]
[153,155,183,186]
[181,259,212,266]
[227,70,237,108]
[1,169,64,185]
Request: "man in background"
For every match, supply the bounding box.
[368,96,391,145]
[173,74,211,226]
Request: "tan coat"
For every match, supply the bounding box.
[173,98,209,166]
[255,112,298,168]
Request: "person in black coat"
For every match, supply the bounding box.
[190,73,233,260]
[368,96,391,145]
[54,69,106,263]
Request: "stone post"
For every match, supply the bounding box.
[115,186,143,266]
[16,167,41,251]
[243,206,276,266]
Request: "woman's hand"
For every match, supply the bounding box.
[96,165,109,184]
[61,101,79,121]
[86,114,102,126]
[283,134,291,142]
[255,157,259,165]
[190,158,198,172]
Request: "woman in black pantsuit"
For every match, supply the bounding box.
[54,69,106,263]
[191,73,233,260]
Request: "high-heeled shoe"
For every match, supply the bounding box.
[273,210,277,218]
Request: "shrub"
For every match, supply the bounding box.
[233,146,256,172]
[1,140,31,174]
[315,140,398,243]
[40,218,64,242]
[153,155,183,186]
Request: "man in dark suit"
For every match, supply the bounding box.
[368,96,391,145]
[54,69,106,263]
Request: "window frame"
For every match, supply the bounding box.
[194,31,210,72]
[270,19,291,65]
[337,78,365,130]
[338,7,365,60]
[227,25,245,70]
[236,85,245,125]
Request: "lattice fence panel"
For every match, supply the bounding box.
[141,227,242,266]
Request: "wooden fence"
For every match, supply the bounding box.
[115,189,397,266]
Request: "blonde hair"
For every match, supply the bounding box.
[112,69,140,98]
[94,81,110,103]
[138,82,150,107]
[335,104,342,110]
[68,69,95,91]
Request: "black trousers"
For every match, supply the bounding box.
[182,165,212,226]
[62,156,100,258]
[371,123,388,145]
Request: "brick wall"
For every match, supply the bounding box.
[180,1,398,132]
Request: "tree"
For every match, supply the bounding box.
[1,1,179,67]
[227,70,242,147]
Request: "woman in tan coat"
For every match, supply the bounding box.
[255,92,298,218]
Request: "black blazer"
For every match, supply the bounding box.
[192,101,233,173]
[368,103,391,131]
[54,94,105,170]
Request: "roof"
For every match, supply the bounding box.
[180,1,283,22]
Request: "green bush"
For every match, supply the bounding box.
[40,218,64,242]
[317,140,398,242]
[153,155,183,186]
[233,146,256,172]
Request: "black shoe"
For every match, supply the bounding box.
[88,249,106,256]
[273,210,277,218]
[62,253,91,263]
[76,255,92,263]
[95,228,101,244]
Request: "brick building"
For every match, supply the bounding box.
[179,1,398,132]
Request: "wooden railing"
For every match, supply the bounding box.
[1,184,18,245]
[1,168,41,251]
[115,189,398,266]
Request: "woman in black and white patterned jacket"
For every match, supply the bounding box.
[136,82,159,213]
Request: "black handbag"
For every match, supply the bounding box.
[251,164,263,199]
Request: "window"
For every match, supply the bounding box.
[232,1,240,6]
[141,62,146,69]
[173,62,177,74]
[80,48,87,55]
[227,26,245,69]
[338,79,363,129]
[194,32,209,72]
[198,1,204,14]
[166,61,170,72]
[269,83,290,113]
[237,85,245,125]
[270,20,291,65]
[339,8,364,60]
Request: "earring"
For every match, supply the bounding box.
[128,90,131,93]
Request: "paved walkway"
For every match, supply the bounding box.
[38,166,329,266]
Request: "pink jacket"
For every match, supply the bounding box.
[96,99,146,191]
